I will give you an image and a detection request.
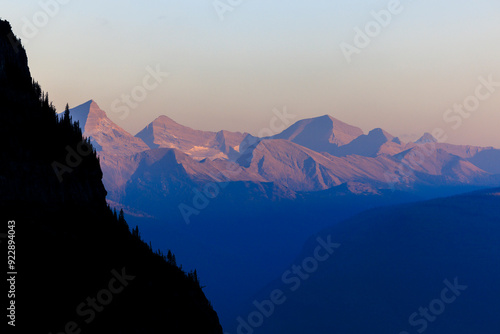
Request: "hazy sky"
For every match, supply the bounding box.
[2,1,500,147]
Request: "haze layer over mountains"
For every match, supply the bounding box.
[61,100,500,328]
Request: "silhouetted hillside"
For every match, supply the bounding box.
[0,19,222,334]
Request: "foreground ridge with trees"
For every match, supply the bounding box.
[0,19,222,334]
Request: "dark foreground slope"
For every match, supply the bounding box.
[239,188,500,334]
[0,20,222,333]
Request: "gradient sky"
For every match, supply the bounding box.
[2,0,500,147]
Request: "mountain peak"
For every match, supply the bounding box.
[65,99,106,131]
[335,127,401,157]
[88,99,100,107]
[272,114,364,154]
[65,100,149,156]
[368,128,394,140]
[318,114,338,122]
[152,115,180,126]
[415,132,437,144]
[318,115,358,129]
[75,99,99,109]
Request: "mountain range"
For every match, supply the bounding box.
[4,15,499,334]
[65,100,500,209]
[62,100,500,328]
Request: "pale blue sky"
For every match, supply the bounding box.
[2,0,500,147]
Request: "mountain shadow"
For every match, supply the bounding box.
[240,187,500,334]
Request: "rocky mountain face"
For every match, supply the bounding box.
[67,100,500,211]
[468,148,500,174]
[59,100,150,198]
[66,99,150,155]
[271,114,364,154]
[0,19,222,334]
[335,127,404,157]
[135,114,247,160]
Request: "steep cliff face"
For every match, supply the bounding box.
[0,20,222,334]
